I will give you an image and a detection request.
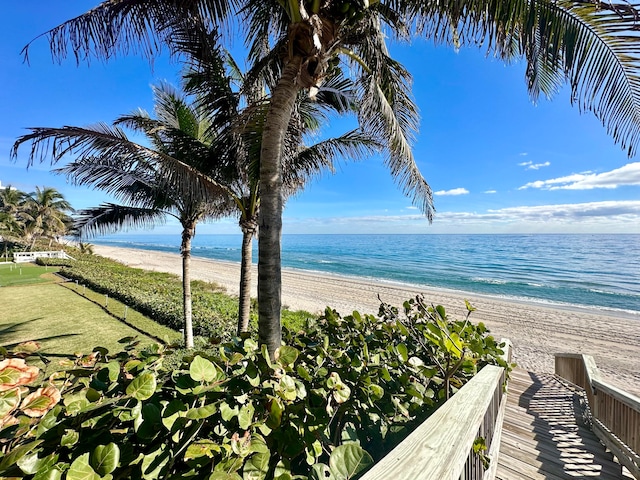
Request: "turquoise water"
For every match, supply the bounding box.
[93,234,640,316]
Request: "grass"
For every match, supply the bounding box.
[0,282,163,369]
[61,280,181,343]
[0,262,61,287]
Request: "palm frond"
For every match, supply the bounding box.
[74,203,168,237]
[416,0,640,156]
[284,129,382,194]
[22,0,236,65]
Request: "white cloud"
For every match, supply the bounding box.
[518,160,551,170]
[434,188,469,196]
[519,152,528,156]
[406,206,418,210]
[484,190,497,194]
[520,162,640,190]
[281,200,640,234]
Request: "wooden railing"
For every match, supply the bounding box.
[555,353,640,479]
[362,340,511,480]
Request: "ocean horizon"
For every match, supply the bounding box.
[92,233,640,318]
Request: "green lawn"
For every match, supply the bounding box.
[0,282,161,367]
[0,262,60,287]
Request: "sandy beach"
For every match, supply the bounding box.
[92,244,640,396]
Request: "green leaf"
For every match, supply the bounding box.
[310,464,334,480]
[0,388,20,417]
[238,402,255,430]
[32,464,63,480]
[186,403,217,419]
[67,453,100,480]
[243,451,269,480]
[126,373,156,401]
[275,346,299,367]
[465,299,477,312]
[189,355,217,382]
[91,443,120,475]
[220,402,238,421]
[208,472,242,480]
[329,444,374,480]
[266,397,283,429]
[141,445,169,480]
[17,451,57,475]
[396,343,408,362]
[368,384,384,401]
[162,400,187,430]
[106,361,120,382]
[185,440,219,460]
[0,440,43,472]
[61,429,80,447]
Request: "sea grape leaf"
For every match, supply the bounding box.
[189,356,217,382]
[243,451,270,480]
[0,388,20,417]
[126,373,156,401]
[310,464,334,480]
[238,402,255,430]
[32,464,63,480]
[208,472,242,480]
[67,453,100,480]
[17,451,57,475]
[91,443,120,475]
[0,440,43,472]
[276,346,299,367]
[329,444,373,480]
[186,403,217,420]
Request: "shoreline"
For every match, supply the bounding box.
[91,244,640,396]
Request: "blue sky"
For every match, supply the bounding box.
[2,2,640,235]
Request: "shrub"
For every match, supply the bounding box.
[56,253,239,339]
[0,297,509,479]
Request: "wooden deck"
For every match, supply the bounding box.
[496,368,633,479]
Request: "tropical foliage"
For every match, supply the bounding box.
[0,185,73,253]
[0,298,510,479]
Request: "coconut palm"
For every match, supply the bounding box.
[12,84,232,348]
[180,27,380,333]
[0,186,26,240]
[22,0,640,355]
[20,186,73,249]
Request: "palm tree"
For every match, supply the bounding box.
[179,29,380,333]
[22,0,640,355]
[13,85,232,348]
[20,186,73,250]
[0,186,26,240]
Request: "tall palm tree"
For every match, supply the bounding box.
[22,0,640,355]
[13,85,231,348]
[0,186,28,258]
[179,28,380,333]
[21,186,73,250]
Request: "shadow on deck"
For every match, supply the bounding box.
[497,368,632,479]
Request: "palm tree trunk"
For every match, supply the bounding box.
[258,56,302,357]
[181,224,195,349]
[238,219,258,334]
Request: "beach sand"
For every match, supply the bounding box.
[92,244,640,396]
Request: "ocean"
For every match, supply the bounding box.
[93,233,640,317]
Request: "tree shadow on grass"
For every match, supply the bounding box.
[0,318,44,337]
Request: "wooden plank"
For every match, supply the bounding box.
[497,368,633,480]
[361,365,504,480]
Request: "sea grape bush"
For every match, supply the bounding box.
[0,297,509,479]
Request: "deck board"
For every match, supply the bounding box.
[496,368,633,479]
